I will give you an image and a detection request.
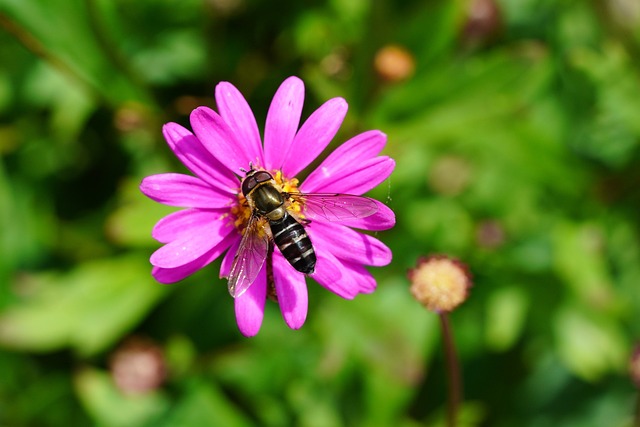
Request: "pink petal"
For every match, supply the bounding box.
[302,156,395,195]
[311,251,363,299]
[307,222,392,266]
[341,261,377,294]
[152,209,233,243]
[336,200,396,231]
[263,76,304,170]
[163,123,238,193]
[151,232,237,283]
[234,265,267,337]
[141,173,234,208]
[190,107,254,175]
[219,237,240,278]
[272,252,308,329]
[301,130,387,192]
[282,97,348,177]
[215,82,264,167]
[308,251,344,292]
[151,214,236,268]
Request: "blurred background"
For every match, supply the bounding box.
[1,0,640,426]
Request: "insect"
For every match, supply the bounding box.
[228,168,379,298]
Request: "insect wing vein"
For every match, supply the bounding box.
[228,216,269,298]
[292,193,378,222]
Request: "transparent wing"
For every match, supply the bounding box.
[289,193,379,222]
[228,216,269,298]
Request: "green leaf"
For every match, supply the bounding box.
[485,286,528,351]
[1,0,151,105]
[106,178,178,248]
[0,254,168,356]
[159,380,254,427]
[74,367,169,427]
[315,280,438,427]
[552,222,618,313]
[554,306,627,381]
[25,62,96,142]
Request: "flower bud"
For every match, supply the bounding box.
[408,255,472,313]
[374,44,415,82]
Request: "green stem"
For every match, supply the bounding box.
[439,313,462,427]
[0,12,100,101]
[84,0,156,106]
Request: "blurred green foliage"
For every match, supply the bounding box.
[1,0,640,426]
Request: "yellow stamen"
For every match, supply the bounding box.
[230,192,250,230]
[274,170,304,219]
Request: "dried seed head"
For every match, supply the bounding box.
[427,155,472,196]
[476,220,505,249]
[408,255,472,313]
[110,337,166,395]
[461,0,502,47]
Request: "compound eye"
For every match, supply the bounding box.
[254,171,273,183]
[241,171,274,195]
[241,177,257,195]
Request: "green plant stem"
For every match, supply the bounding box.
[439,313,462,427]
[84,0,156,107]
[0,12,100,102]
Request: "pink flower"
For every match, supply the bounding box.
[140,76,395,336]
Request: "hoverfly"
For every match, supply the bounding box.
[228,168,379,298]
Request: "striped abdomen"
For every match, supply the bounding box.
[270,213,316,274]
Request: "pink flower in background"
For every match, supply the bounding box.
[140,76,395,336]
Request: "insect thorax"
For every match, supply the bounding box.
[249,183,285,220]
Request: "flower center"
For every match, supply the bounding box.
[231,169,303,234]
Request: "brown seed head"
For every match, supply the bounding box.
[110,337,166,395]
[461,0,502,47]
[476,220,506,249]
[408,255,472,313]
